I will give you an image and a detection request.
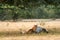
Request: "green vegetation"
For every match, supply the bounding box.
[0,0,60,21]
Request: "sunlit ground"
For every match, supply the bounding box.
[0,19,60,40]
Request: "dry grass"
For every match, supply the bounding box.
[0,35,60,40]
[0,20,60,32]
[0,19,60,40]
